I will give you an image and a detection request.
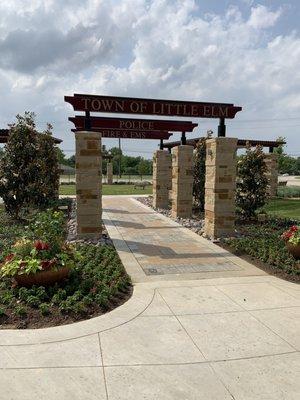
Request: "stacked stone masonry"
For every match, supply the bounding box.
[204,137,238,239]
[171,145,194,218]
[264,153,278,198]
[153,150,172,209]
[107,162,113,185]
[75,131,102,238]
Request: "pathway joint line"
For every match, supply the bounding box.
[98,333,109,400]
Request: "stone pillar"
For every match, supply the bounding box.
[171,145,194,218]
[264,153,278,198]
[153,150,172,209]
[204,137,238,239]
[107,162,113,184]
[75,131,102,239]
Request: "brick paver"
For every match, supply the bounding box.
[103,196,265,282]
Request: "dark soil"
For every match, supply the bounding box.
[0,285,132,329]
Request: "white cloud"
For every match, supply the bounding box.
[247,5,281,29]
[0,0,299,156]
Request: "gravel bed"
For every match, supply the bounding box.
[67,200,113,246]
[137,196,205,235]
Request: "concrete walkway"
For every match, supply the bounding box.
[0,196,299,399]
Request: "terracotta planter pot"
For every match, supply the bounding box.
[15,267,70,287]
[286,242,300,260]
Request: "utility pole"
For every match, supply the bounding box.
[118,138,121,178]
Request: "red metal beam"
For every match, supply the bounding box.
[69,116,197,132]
[72,128,172,140]
[65,94,242,119]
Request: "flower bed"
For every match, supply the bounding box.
[222,217,300,282]
[0,204,131,329]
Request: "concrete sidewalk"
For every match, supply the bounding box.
[0,196,299,399]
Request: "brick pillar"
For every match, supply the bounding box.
[264,153,278,198]
[204,138,238,239]
[153,150,172,209]
[107,162,113,184]
[75,131,102,239]
[171,145,193,218]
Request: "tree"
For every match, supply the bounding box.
[236,144,268,219]
[193,131,212,211]
[56,148,67,164]
[0,113,39,218]
[65,154,75,168]
[193,138,206,211]
[35,124,60,207]
[0,113,59,218]
[275,137,300,175]
[138,160,149,180]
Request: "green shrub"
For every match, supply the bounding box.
[0,306,6,317]
[0,243,131,326]
[225,218,299,275]
[26,295,41,308]
[39,303,50,316]
[15,305,27,317]
[236,145,268,218]
[0,113,59,218]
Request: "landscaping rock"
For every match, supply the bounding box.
[137,196,205,235]
[67,200,113,246]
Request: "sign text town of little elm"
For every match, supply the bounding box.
[65,94,242,119]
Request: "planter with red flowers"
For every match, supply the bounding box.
[0,238,78,287]
[0,210,80,287]
[281,225,300,260]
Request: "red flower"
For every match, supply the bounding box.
[19,262,27,270]
[290,226,298,232]
[4,253,14,262]
[40,260,51,270]
[34,241,50,251]
[40,259,56,270]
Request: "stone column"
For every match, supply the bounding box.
[264,153,278,198]
[75,131,102,239]
[153,150,172,209]
[171,145,194,218]
[107,162,113,184]
[204,137,238,239]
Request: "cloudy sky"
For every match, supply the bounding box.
[0,0,299,158]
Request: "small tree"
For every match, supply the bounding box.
[0,113,59,218]
[236,144,268,219]
[138,160,149,180]
[0,113,39,218]
[35,124,60,207]
[193,131,212,211]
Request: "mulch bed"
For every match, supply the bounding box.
[0,286,133,330]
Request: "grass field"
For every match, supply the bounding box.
[264,199,300,220]
[60,174,152,183]
[59,184,152,196]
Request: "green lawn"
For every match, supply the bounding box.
[265,198,300,220]
[59,184,152,196]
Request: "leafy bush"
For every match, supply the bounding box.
[193,138,206,211]
[0,244,131,327]
[0,113,59,219]
[29,210,66,246]
[39,303,50,316]
[15,305,27,317]
[224,218,299,276]
[277,186,300,198]
[236,145,268,218]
